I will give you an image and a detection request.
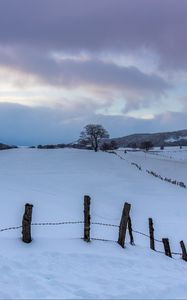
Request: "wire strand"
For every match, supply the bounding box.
[0,221,182,256]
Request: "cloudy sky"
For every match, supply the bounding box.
[0,0,187,145]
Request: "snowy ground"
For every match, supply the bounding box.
[0,148,187,299]
[121,146,187,162]
[149,147,187,162]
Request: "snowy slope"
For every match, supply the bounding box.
[151,148,187,162]
[118,148,187,181]
[0,148,187,299]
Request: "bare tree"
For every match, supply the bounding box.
[140,141,154,151]
[80,124,109,152]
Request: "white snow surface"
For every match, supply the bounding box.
[151,148,187,162]
[165,136,187,142]
[0,148,187,299]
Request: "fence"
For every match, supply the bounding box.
[1,196,187,262]
[112,151,186,189]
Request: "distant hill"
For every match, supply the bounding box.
[0,143,17,150]
[108,129,187,148]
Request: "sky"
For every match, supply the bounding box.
[0,0,187,145]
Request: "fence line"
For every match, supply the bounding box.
[0,220,182,255]
[111,151,186,189]
[0,198,185,261]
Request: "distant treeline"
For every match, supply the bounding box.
[0,143,18,150]
[32,143,89,150]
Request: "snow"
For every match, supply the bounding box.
[0,148,187,299]
[118,149,187,181]
[151,149,187,162]
[165,136,187,142]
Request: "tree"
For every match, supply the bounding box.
[80,124,109,152]
[127,142,137,149]
[100,142,110,151]
[100,140,118,151]
[110,140,118,150]
[140,140,154,151]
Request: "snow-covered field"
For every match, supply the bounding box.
[147,147,187,162]
[118,148,187,183]
[0,148,187,299]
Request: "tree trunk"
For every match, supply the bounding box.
[94,137,98,152]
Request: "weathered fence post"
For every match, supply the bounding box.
[149,218,155,250]
[84,195,91,242]
[180,241,187,262]
[118,202,131,248]
[22,203,33,243]
[128,216,134,245]
[162,238,172,258]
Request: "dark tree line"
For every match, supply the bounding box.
[140,141,154,151]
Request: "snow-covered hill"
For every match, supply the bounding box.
[0,148,187,299]
[109,129,187,147]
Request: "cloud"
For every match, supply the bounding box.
[178,96,187,112]
[0,0,183,114]
[0,102,186,145]
[0,0,187,70]
[0,47,171,113]
[0,47,170,90]
[0,0,186,145]
[0,103,80,145]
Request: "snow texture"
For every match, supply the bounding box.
[0,148,187,299]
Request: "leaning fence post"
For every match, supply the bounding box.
[180,241,187,262]
[22,203,33,243]
[162,238,172,258]
[118,202,131,248]
[149,218,155,250]
[84,195,91,242]
[128,216,134,245]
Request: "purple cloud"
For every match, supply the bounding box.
[0,0,186,144]
[0,47,170,92]
[0,0,186,69]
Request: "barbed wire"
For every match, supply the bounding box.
[31,221,84,226]
[155,249,181,256]
[91,237,117,243]
[0,220,182,256]
[170,251,182,256]
[132,229,163,243]
[0,221,84,233]
[91,222,119,228]
[0,225,22,232]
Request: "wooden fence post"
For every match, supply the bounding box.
[180,241,187,262]
[128,216,134,245]
[84,195,91,242]
[149,218,155,250]
[22,203,33,243]
[162,238,172,258]
[118,202,131,248]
